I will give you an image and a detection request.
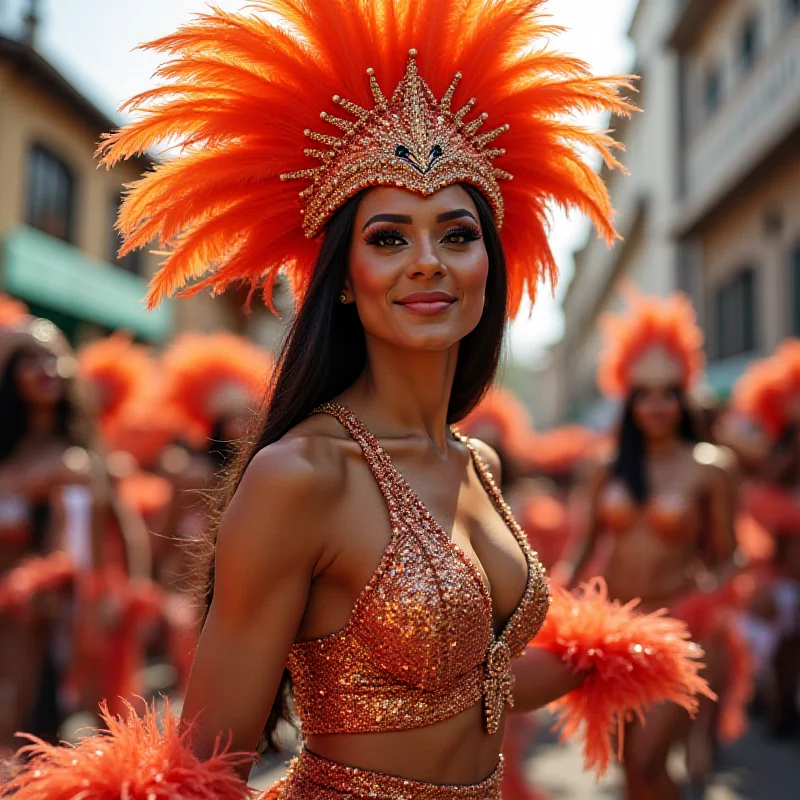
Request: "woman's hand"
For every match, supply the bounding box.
[511,646,587,713]
[180,439,330,772]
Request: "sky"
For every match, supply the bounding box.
[1,0,637,362]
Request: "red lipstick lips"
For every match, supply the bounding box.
[395,291,456,315]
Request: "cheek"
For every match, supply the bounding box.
[348,248,398,299]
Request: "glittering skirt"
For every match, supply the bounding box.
[259,749,504,799]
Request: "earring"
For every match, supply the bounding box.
[339,292,347,304]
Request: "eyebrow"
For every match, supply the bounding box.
[436,209,477,223]
[361,208,477,232]
[361,213,413,231]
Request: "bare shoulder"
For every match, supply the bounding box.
[467,437,503,483]
[218,420,351,574]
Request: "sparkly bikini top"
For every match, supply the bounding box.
[599,484,699,545]
[287,403,550,737]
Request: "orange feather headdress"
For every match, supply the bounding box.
[97,0,634,317]
[161,332,272,443]
[528,425,600,476]
[0,292,29,329]
[732,340,800,439]
[459,387,534,461]
[78,334,156,432]
[597,289,705,398]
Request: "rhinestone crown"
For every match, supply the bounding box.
[280,50,512,238]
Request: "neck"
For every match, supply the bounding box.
[28,405,59,440]
[346,337,459,453]
[645,435,681,458]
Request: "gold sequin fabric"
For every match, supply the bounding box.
[263,749,504,799]
[287,403,550,737]
[280,51,511,239]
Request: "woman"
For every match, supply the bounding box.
[567,290,743,800]
[732,342,800,737]
[0,317,98,748]
[8,3,714,799]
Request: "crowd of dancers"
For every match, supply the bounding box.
[2,281,800,797]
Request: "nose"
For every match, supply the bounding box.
[407,237,446,279]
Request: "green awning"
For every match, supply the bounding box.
[703,353,760,401]
[1,225,173,342]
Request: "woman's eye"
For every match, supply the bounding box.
[442,226,481,245]
[364,229,407,247]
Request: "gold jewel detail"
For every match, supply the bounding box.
[483,639,515,735]
[280,50,511,238]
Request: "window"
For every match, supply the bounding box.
[26,145,76,242]
[792,244,800,336]
[703,66,722,117]
[109,191,142,274]
[738,15,760,74]
[715,269,756,359]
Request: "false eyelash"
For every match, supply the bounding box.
[442,223,482,243]
[363,227,406,246]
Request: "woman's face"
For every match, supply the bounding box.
[631,384,682,440]
[14,344,65,409]
[347,185,489,352]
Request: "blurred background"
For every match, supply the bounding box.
[0,1,798,798]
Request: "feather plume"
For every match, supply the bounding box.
[733,340,800,439]
[530,578,716,777]
[98,0,634,316]
[161,332,272,443]
[598,287,705,398]
[7,698,254,799]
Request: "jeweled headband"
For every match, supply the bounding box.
[98,0,634,316]
[282,50,510,238]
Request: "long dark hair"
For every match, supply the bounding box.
[612,386,699,505]
[0,345,77,461]
[197,184,508,751]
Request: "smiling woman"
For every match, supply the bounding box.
[5,2,717,800]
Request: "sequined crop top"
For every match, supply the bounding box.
[599,484,698,545]
[286,404,550,736]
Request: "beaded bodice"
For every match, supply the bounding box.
[287,403,550,736]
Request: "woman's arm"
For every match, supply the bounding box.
[565,462,608,589]
[180,441,329,769]
[511,647,586,713]
[701,462,739,584]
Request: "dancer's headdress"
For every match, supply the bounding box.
[0,293,29,330]
[597,288,705,398]
[98,0,633,317]
[78,334,156,431]
[528,425,599,476]
[460,387,534,460]
[732,340,800,439]
[161,333,271,443]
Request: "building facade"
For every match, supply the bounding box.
[670,0,800,395]
[544,0,683,426]
[0,27,287,349]
[544,0,800,426]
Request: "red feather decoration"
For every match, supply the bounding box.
[598,287,705,398]
[97,0,634,317]
[0,552,75,614]
[530,579,716,777]
[7,699,254,800]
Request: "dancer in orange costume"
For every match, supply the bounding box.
[731,342,800,737]
[567,288,748,799]
[7,3,718,798]
[0,318,104,750]
[462,390,551,800]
